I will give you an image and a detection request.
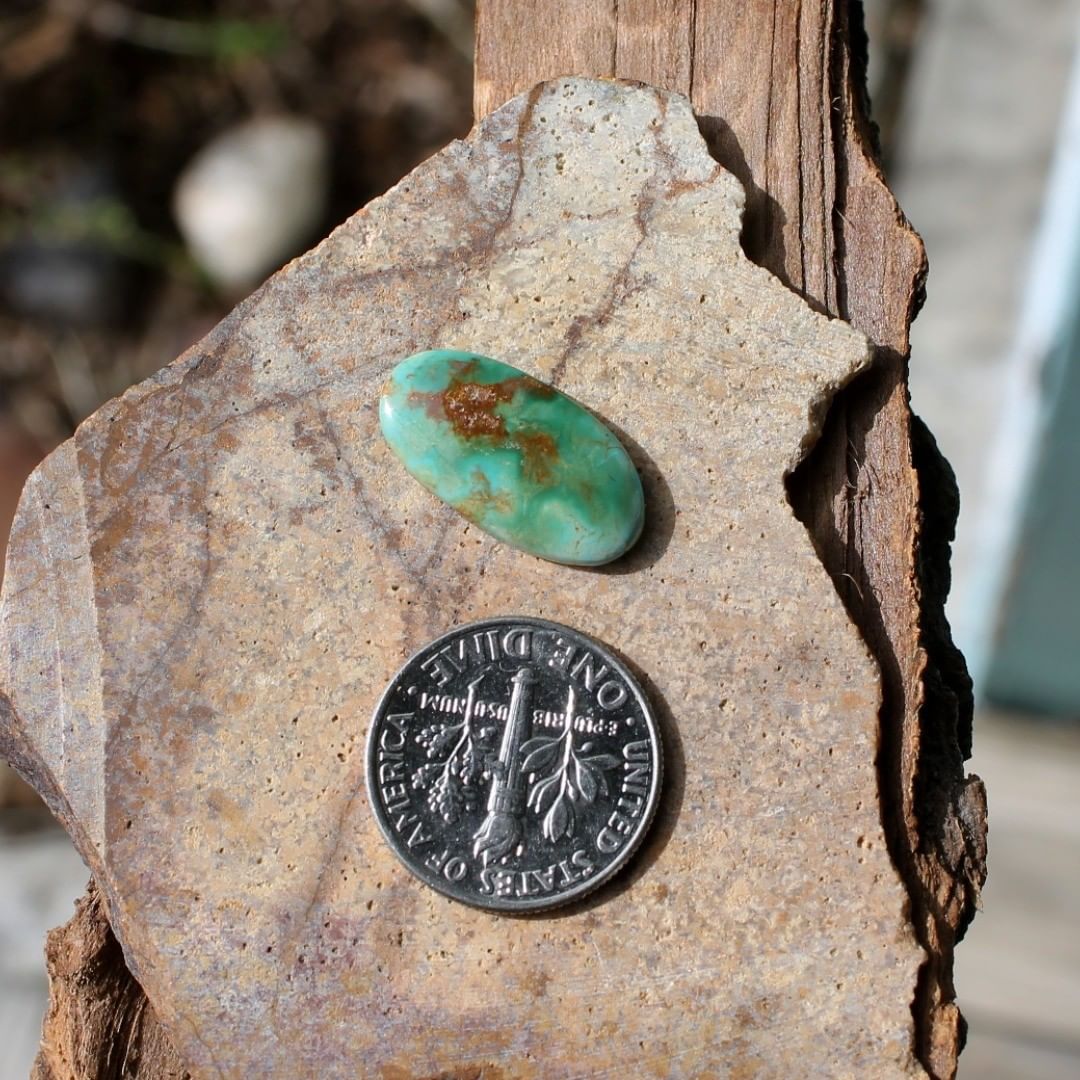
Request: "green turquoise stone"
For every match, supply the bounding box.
[379,350,645,566]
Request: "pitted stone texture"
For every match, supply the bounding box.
[0,79,924,1077]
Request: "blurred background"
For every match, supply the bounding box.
[0,0,1077,1076]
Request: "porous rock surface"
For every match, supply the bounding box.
[0,78,924,1077]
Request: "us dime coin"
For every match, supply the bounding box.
[366,616,662,912]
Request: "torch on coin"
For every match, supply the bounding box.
[472,666,536,866]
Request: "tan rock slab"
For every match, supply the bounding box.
[0,78,925,1077]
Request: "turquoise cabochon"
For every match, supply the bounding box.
[378,350,645,566]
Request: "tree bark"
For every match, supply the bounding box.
[32,883,187,1080]
[27,3,986,1077]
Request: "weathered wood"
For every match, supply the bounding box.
[476,2,986,1077]
[32,882,188,1080]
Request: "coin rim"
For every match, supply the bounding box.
[365,615,664,913]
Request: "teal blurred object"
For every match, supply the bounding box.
[980,48,1080,715]
[379,350,644,566]
[984,259,1080,715]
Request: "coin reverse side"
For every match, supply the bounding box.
[366,616,663,912]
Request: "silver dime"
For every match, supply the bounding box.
[366,616,662,912]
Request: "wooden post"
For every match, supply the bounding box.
[477,5,986,1075]
[21,4,985,1078]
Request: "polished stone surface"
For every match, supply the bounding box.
[379,349,644,565]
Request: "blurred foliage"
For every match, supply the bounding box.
[82,6,290,60]
[1,157,185,270]
[0,0,474,443]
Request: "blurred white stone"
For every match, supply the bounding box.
[174,116,329,291]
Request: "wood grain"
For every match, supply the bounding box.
[476,2,986,1077]
[32,883,188,1080]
